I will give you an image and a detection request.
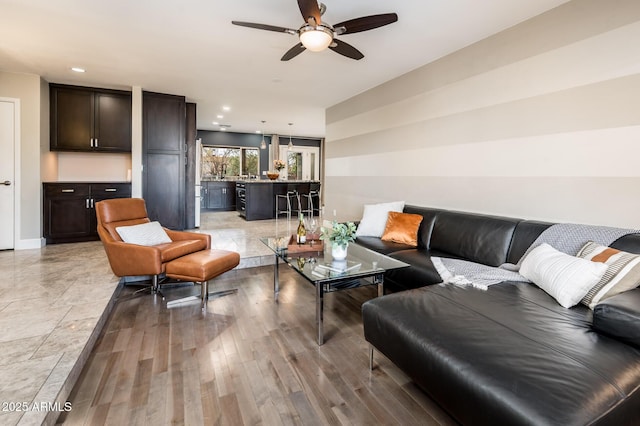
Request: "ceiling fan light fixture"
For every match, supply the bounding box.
[299,25,333,52]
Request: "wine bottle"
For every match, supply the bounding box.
[297,213,306,244]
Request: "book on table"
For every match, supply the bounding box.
[312,261,362,278]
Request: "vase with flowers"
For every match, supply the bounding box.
[268,159,286,180]
[320,221,357,260]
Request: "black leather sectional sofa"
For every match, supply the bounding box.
[357,206,640,426]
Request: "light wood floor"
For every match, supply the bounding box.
[57,265,456,425]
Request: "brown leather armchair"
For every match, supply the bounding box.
[95,198,210,295]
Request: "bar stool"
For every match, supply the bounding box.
[275,183,301,220]
[301,182,321,217]
[295,182,310,216]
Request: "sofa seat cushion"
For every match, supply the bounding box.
[355,236,414,255]
[363,282,640,425]
[157,240,208,262]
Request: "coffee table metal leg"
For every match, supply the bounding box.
[316,282,324,345]
[374,272,384,297]
[274,255,280,302]
[369,344,375,371]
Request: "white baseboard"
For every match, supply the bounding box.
[15,238,46,250]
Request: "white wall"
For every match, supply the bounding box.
[56,152,131,182]
[0,71,44,246]
[325,0,640,228]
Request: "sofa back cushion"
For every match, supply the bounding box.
[430,210,520,266]
[402,205,443,249]
[592,288,640,348]
[506,220,553,264]
[610,233,640,254]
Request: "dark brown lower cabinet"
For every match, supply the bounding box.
[43,182,131,244]
[202,181,236,211]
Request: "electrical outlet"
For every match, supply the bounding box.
[262,171,267,175]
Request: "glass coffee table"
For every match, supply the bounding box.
[260,237,409,345]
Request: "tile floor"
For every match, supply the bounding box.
[0,211,305,426]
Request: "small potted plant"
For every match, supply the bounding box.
[320,221,357,260]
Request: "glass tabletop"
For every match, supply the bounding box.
[260,237,409,285]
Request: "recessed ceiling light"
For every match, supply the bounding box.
[255,130,261,134]
[222,106,231,111]
[212,121,219,125]
[220,127,227,131]
[71,67,85,73]
[217,115,224,119]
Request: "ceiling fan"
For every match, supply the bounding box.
[232,0,398,61]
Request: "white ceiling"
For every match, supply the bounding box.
[0,0,569,138]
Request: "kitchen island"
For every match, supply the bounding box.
[236,180,320,220]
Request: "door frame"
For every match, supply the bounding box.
[0,97,20,250]
[279,145,320,180]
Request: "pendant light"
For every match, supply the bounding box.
[260,120,267,149]
[288,122,293,150]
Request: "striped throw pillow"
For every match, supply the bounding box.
[577,241,640,309]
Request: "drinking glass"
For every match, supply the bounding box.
[306,217,319,245]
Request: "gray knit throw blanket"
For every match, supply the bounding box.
[433,223,638,290]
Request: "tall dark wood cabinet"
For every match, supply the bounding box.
[50,84,131,152]
[142,91,186,230]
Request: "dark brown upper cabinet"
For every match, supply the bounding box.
[50,84,132,152]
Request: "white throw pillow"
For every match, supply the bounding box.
[355,201,405,238]
[116,221,172,246]
[520,243,607,308]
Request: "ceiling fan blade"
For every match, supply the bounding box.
[281,43,306,61]
[232,21,297,35]
[329,39,364,60]
[298,0,322,25]
[334,13,398,35]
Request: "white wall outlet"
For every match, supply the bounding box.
[262,171,267,175]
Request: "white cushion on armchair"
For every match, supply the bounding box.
[116,221,172,246]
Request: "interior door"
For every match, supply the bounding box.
[0,100,15,249]
[279,146,320,180]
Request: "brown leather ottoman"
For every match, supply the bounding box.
[165,249,240,308]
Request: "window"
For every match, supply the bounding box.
[201,146,259,179]
[287,152,302,180]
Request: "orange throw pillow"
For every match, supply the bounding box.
[381,211,423,247]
